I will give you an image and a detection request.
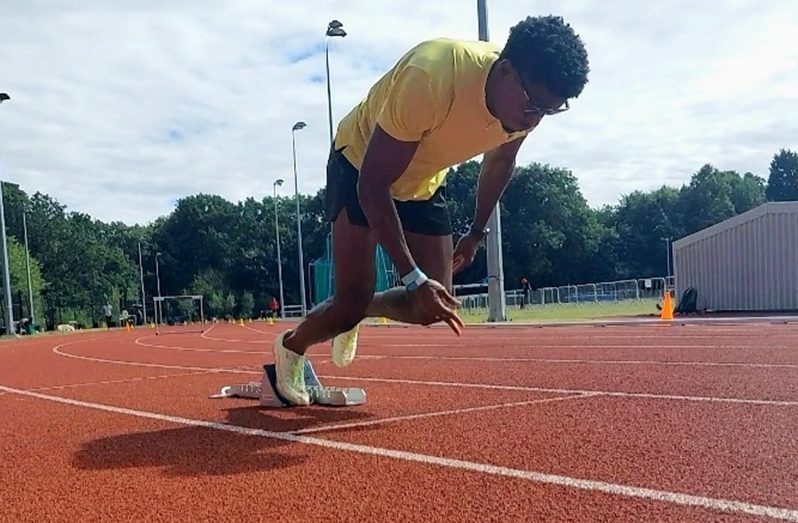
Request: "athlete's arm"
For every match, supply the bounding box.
[472,135,526,235]
[357,124,420,277]
[358,125,463,335]
[453,135,526,274]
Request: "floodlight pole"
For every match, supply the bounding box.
[291,122,308,316]
[325,21,347,297]
[325,20,346,146]
[23,212,34,325]
[477,1,507,322]
[155,252,162,324]
[0,93,15,335]
[273,179,286,319]
[138,241,147,324]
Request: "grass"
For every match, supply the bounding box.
[458,298,661,324]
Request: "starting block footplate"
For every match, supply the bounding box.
[209,359,366,408]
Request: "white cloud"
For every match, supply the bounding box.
[0,1,796,224]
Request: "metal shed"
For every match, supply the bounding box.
[672,202,798,312]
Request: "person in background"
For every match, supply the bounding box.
[270,297,280,319]
[520,277,531,309]
[102,303,113,330]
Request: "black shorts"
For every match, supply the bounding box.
[324,146,452,236]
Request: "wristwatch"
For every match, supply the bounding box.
[467,225,490,241]
[401,267,428,292]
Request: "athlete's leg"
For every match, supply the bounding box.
[366,231,454,325]
[283,210,377,355]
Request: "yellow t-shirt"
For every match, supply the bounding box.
[334,37,529,201]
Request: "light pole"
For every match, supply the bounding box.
[662,236,672,278]
[291,121,308,316]
[0,92,15,335]
[154,252,162,324]
[22,212,34,326]
[325,20,346,147]
[273,179,286,318]
[138,241,147,324]
[476,1,507,322]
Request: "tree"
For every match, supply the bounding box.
[611,187,680,278]
[729,172,766,213]
[7,236,46,324]
[766,149,798,201]
[499,163,607,288]
[444,161,482,285]
[238,291,254,319]
[677,164,737,235]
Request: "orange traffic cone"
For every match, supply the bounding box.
[660,291,674,321]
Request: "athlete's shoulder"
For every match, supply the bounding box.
[398,37,499,77]
[405,37,500,59]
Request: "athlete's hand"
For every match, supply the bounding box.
[412,279,464,336]
[452,232,483,275]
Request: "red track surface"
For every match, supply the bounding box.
[3,319,798,521]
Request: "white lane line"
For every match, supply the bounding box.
[197,321,219,338]
[355,354,798,369]
[1,384,796,522]
[200,322,278,341]
[318,375,798,408]
[200,321,275,343]
[135,334,798,363]
[372,343,796,349]
[361,333,798,341]
[30,371,215,392]
[134,336,264,354]
[208,323,798,346]
[53,340,254,374]
[51,341,798,407]
[291,393,598,435]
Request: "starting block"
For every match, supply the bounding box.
[209,359,366,408]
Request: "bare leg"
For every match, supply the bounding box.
[283,212,377,355]
[366,231,454,325]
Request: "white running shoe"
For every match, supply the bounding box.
[331,324,360,368]
[272,331,310,406]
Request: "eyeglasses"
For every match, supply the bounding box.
[514,68,570,116]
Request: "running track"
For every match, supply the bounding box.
[2,319,798,521]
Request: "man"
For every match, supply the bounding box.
[271,15,589,405]
[520,276,531,309]
[270,296,280,319]
[102,303,113,330]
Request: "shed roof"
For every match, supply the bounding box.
[673,201,798,249]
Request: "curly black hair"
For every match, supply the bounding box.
[499,15,590,99]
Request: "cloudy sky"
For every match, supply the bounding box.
[1,1,796,225]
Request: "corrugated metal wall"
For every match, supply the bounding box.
[673,204,798,311]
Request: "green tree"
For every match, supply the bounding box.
[729,172,766,213]
[678,164,737,235]
[499,163,607,288]
[7,236,46,324]
[766,149,798,201]
[611,187,680,278]
[238,291,254,319]
[443,161,483,284]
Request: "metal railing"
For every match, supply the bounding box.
[456,276,675,313]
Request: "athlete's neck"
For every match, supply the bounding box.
[484,61,501,120]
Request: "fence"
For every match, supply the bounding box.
[456,276,676,314]
[309,233,399,305]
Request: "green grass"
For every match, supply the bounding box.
[458,298,661,324]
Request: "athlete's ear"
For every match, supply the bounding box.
[495,58,513,77]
